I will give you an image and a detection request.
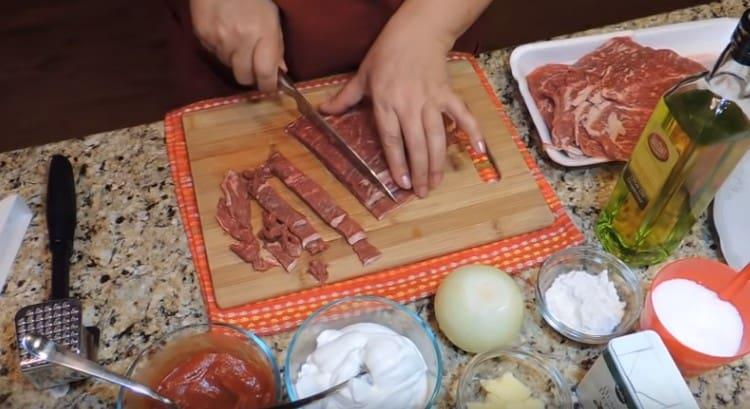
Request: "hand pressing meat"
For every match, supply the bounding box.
[318,0,491,198]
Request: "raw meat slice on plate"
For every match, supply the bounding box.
[526,37,705,161]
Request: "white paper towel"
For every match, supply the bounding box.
[0,195,33,293]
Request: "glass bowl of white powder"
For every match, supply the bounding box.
[536,246,643,344]
[284,296,443,408]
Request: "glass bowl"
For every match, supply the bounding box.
[284,295,443,408]
[457,348,573,408]
[536,246,643,344]
[116,322,281,409]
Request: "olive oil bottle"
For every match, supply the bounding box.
[596,10,750,266]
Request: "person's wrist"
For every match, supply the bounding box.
[412,22,456,55]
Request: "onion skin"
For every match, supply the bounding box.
[434,264,524,353]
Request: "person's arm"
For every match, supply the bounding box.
[190,0,285,91]
[321,0,493,197]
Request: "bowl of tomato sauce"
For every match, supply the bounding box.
[116,323,281,409]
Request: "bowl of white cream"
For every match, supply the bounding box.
[284,296,443,409]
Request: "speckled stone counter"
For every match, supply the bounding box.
[1,1,749,407]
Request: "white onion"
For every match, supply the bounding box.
[434,265,524,353]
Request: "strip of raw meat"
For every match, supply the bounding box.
[243,167,327,254]
[352,240,382,266]
[260,211,302,258]
[215,171,277,271]
[335,216,366,245]
[285,106,416,219]
[258,210,301,272]
[218,199,270,267]
[307,258,329,284]
[526,37,704,161]
[264,241,299,272]
[268,151,368,245]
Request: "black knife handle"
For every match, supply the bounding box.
[47,155,76,300]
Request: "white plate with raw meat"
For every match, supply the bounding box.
[714,151,750,271]
[510,18,737,167]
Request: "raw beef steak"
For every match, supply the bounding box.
[527,37,705,161]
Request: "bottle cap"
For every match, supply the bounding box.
[731,9,750,64]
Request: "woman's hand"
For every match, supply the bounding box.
[320,9,486,198]
[190,0,285,91]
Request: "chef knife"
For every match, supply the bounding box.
[277,70,398,202]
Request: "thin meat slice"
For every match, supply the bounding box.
[268,151,369,246]
[243,167,327,254]
[264,241,299,272]
[526,37,705,161]
[216,171,277,271]
[259,210,301,272]
[336,216,366,245]
[260,211,302,258]
[352,240,382,266]
[307,258,329,284]
[306,240,328,255]
[218,199,276,269]
[285,106,414,219]
[259,210,285,242]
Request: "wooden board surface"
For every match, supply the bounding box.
[183,59,555,308]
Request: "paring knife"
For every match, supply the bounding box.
[277,70,398,202]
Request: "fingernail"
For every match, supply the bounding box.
[401,174,412,189]
[477,140,486,153]
[416,187,428,198]
[430,172,443,187]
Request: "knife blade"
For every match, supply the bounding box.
[277,70,398,202]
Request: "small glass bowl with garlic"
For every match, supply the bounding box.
[457,348,573,409]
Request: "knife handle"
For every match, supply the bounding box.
[47,155,76,300]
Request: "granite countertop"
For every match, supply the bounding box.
[1,1,749,407]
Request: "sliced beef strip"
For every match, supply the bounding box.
[259,210,285,242]
[260,210,302,258]
[335,216,366,245]
[243,167,327,253]
[215,171,278,271]
[259,210,301,272]
[285,106,414,219]
[526,37,705,161]
[264,241,299,272]
[352,239,382,266]
[307,258,329,284]
[268,151,370,247]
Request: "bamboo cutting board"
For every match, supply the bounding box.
[183,59,554,308]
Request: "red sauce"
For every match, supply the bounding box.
[152,351,275,409]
